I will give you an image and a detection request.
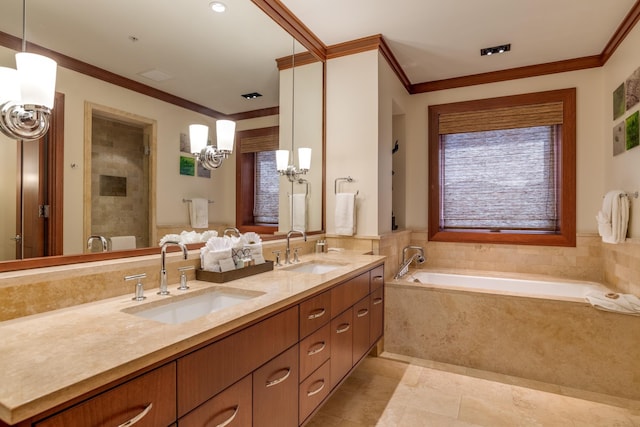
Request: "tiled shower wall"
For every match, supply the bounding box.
[91,117,149,248]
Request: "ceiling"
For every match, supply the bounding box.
[0,0,638,115]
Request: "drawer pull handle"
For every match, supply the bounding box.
[357,308,369,317]
[212,405,239,427]
[307,341,326,356]
[373,297,383,305]
[265,368,291,387]
[307,379,326,397]
[373,275,383,282]
[307,308,326,319]
[118,403,153,427]
[336,323,351,334]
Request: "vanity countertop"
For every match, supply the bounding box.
[0,251,385,425]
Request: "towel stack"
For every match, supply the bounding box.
[242,232,265,264]
[159,230,218,246]
[596,190,629,244]
[200,236,234,272]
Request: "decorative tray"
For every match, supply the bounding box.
[195,260,274,283]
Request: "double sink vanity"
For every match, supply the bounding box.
[0,251,385,427]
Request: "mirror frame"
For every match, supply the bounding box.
[0,0,327,273]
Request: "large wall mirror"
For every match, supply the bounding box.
[0,0,324,271]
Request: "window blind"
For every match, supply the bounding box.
[441,126,559,232]
[253,151,279,224]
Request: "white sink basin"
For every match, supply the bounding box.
[124,287,264,324]
[282,261,345,274]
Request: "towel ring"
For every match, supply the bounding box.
[335,176,359,196]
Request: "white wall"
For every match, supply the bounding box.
[601,21,640,238]
[326,50,379,236]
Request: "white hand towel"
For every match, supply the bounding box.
[585,290,640,315]
[289,193,307,232]
[189,198,209,229]
[596,190,629,244]
[110,235,136,250]
[335,192,356,236]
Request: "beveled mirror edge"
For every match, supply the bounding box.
[0,0,327,273]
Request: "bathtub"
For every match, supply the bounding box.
[385,270,640,400]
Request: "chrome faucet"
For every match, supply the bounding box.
[87,235,108,252]
[285,230,306,264]
[223,227,241,237]
[158,241,188,295]
[394,246,426,279]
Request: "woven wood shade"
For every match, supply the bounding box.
[438,102,564,135]
[239,134,279,153]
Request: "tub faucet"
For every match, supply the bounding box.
[87,235,108,252]
[285,230,306,264]
[394,246,426,279]
[158,241,188,295]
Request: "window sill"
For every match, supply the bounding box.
[428,230,576,247]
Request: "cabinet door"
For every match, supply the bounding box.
[370,287,384,346]
[330,307,353,388]
[35,363,176,427]
[299,290,331,339]
[253,345,299,427]
[353,296,371,364]
[299,359,331,424]
[370,265,384,291]
[331,272,369,316]
[179,375,252,427]
[299,322,331,381]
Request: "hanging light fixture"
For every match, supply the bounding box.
[190,119,236,170]
[276,39,311,182]
[0,0,57,141]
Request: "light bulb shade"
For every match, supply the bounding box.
[298,147,312,171]
[16,52,57,109]
[276,149,289,172]
[189,124,209,153]
[0,67,20,104]
[216,119,235,152]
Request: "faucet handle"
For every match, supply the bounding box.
[271,250,282,267]
[125,273,147,301]
[177,266,194,290]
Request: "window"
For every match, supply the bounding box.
[428,88,576,246]
[236,126,279,233]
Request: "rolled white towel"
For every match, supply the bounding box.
[585,290,640,316]
[159,234,181,246]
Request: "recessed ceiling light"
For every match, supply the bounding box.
[241,92,262,100]
[210,1,227,12]
[480,44,511,56]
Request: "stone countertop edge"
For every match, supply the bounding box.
[0,251,385,425]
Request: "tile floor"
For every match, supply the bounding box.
[305,353,640,427]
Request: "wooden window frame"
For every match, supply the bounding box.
[235,126,279,234]
[428,88,576,247]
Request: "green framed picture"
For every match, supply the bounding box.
[613,83,625,120]
[180,156,195,176]
[625,111,639,150]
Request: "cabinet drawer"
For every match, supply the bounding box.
[353,296,371,364]
[370,287,384,346]
[177,306,299,416]
[370,265,384,291]
[299,359,331,423]
[299,290,331,338]
[299,323,331,381]
[35,363,176,427]
[331,272,369,316]
[179,375,252,427]
[330,307,353,388]
[253,345,299,427]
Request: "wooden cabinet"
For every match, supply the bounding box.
[253,345,299,427]
[329,307,353,388]
[331,272,369,316]
[177,306,298,417]
[370,287,384,346]
[299,323,331,381]
[299,360,330,422]
[353,296,371,364]
[35,363,176,427]
[178,376,252,427]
